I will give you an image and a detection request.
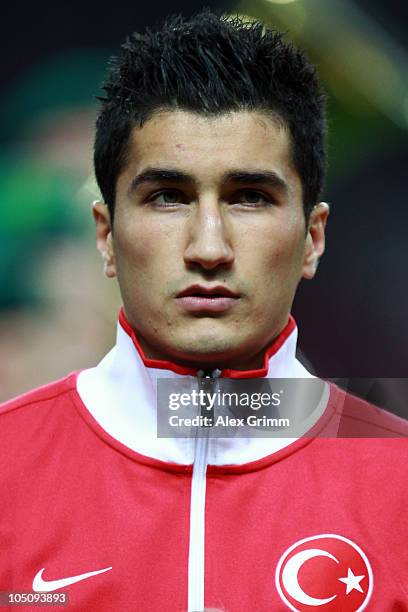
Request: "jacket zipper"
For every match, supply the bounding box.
[188,368,221,612]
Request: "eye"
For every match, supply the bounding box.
[234,190,273,207]
[148,190,184,207]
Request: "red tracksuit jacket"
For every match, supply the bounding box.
[1,312,407,611]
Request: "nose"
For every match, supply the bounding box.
[183,197,234,270]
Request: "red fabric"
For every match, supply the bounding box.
[1,377,408,610]
[0,377,190,611]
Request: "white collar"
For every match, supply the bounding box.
[76,316,328,465]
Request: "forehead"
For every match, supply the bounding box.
[120,109,301,195]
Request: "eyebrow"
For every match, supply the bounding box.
[128,167,289,197]
[128,169,193,196]
[224,171,288,193]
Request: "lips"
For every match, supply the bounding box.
[176,284,240,313]
[176,284,240,299]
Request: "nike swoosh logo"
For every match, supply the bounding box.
[32,566,112,592]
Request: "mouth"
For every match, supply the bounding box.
[175,284,240,313]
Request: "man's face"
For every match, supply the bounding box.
[94,110,328,370]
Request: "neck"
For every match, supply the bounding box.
[118,307,297,379]
[76,310,322,466]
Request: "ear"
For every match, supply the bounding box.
[302,202,330,280]
[92,200,116,278]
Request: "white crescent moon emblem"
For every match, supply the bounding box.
[281,548,338,606]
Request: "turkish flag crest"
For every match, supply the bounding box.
[275,534,373,611]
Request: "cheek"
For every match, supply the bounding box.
[242,230,305,312]
[115,218,165,272]
[255,228,304,275]
[113,232,153,310]
[115,237,148,280]
[113,220,183,307]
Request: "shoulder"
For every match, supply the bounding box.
[0,373,86,471]
[328,382,408,438]
[0,373,79,424]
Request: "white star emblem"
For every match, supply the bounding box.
[338,568,365,595]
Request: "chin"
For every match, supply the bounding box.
[170,333,245,363]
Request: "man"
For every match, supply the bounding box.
[1,11,407,612]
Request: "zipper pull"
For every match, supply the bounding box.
[197,368,222,379]
[196,369,222,427]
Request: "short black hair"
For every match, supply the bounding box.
[94,11,327,220]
